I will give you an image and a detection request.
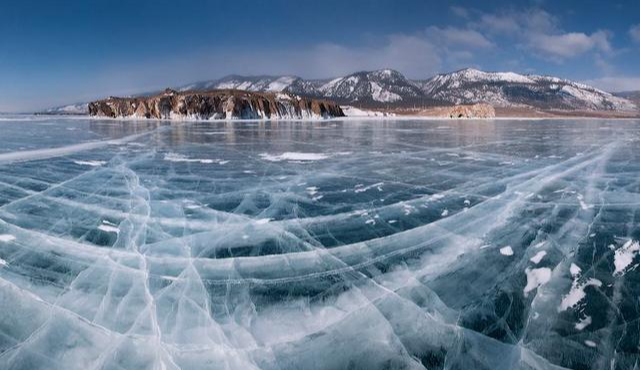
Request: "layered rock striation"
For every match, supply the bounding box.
[88,89,344,120]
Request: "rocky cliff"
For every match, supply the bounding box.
[88,89,344,120]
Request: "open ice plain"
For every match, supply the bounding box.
[0,116,640,370]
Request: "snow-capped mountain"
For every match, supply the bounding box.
[177,68,635,111]
[316,69,424,103]
[418,68,637,111]
[41,68,638,114]
[41,103,88,115]
[178,69,424,104]
[179,75,304,93]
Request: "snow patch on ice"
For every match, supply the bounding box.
[0,234,16,242]
[499,246,514,256]
[570,263,582,276]
[530,251,547,264]
[341,106,391,117]
[559,278,602,312]
[575,316,592,331]
[613,240,640,276]
[260,152,329,162]
[164,153,217,164]
[73,160,107,167]
[97,223,119,234]
[524,267,551,297]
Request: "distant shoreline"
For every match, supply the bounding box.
[14,112,640,122]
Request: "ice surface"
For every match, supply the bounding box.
[1,116,640,369]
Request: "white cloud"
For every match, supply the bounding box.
[584,77,640,92]
[470,8,613,62]
[630,24,640,43]
[528,31,612,60]
[473,9,555,35]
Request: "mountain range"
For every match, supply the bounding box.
[43,68,639,114]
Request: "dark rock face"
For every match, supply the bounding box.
[88,89,344,120]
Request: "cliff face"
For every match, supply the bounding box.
[88,89,344,120]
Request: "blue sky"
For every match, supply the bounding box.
[1,0,639,112]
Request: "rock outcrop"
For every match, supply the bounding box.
[88,89,344,120]
[445,104,496,119]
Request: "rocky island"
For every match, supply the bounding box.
[88,89,344,120]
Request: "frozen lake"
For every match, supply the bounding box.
[1,116,640,370]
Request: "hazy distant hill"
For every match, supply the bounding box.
[614,91,640,107]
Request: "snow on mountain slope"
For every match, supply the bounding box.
[419,68,637,111]
[614,91,640,107]
[42,69,638,114]
[180,75,301,93]
[42,103,89,115]
[177,68,634,111]
[421,69,536,94]
[318,69,422,103]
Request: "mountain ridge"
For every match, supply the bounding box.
[43,68,638,114]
